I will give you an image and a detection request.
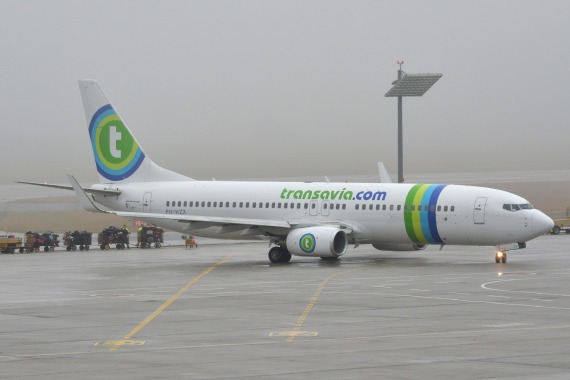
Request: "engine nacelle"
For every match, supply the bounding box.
[372,243,427,251]
[286,227,348,258]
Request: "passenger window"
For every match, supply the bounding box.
[437,205,441,211]
[342,204,346,210]
[213,202,217,207]
[225,202,229,207]
[382,205,386,210]
[390,205,394,211]
[201,201,206,207]
[450,206,455,212]
[356,204,359,210]
[304,203,308,209]
[311,203,316,209]
[166,201,170,207]
[266,202,270,208]
[336,204,340,210]
[252,202,256,208]
[259,203,263,209]
[232,202,236,208]
[376,205,380,210]
[297,203,301,209]
[404,205,408,211]
[278,203,281,208]
[220,202,223,207]
[444,206,448,212]
[323,203,328,209]
[410,205,414,211]
[430,205,435,212]
[397,205,401,211]
[207,202,211,207]
[272,203,275,208]
[189,201,193,207]
[246,202,249,208]
[369,204,373,210]
[284,203,288,209]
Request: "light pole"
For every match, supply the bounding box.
[385,61,442,183]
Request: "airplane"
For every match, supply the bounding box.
[19,80,554,264]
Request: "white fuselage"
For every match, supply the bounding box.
[91,181,551,247]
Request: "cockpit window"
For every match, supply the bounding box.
[503,203,534,212]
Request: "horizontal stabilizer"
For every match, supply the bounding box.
[16,180,121,196]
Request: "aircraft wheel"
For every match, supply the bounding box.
[268,247,284,263]
[501,252,507,263]
[495,256,500,264]
[104,244,110,250]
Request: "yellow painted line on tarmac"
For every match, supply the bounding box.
[285,269,359,343]
[97,254,234,352]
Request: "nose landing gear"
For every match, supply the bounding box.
[495,250,507,264]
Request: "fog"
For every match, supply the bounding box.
[1,0,568,185]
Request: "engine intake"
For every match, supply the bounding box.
[286,227,348,258]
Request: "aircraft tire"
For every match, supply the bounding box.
[268,247,284,263]
[552,226,560,235]
[495,256,500,264]
[501,253,507,263]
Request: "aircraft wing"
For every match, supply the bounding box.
[16,180,121,196]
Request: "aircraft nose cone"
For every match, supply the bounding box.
[532,211,554,236]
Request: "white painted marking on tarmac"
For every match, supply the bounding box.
[486,323,533,328]
[488,295,511,299]
[410,289,430,292]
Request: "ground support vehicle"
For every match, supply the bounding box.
[0,235,22,254]
[19,232,58,253]
[551,218,570,235]
[98,226,130,250]
[137,226,164,248]
[63,231,92,251]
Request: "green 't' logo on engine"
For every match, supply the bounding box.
[300,233,316,253]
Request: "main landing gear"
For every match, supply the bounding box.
[495,250,507,264]
[268,246,292,264]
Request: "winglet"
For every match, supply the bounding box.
[67,174,108,213]
[377,162,392,183]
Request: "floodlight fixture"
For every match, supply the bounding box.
[385,62,442,183]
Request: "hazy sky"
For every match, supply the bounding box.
[1,0,569,185]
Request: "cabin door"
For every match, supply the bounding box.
[473,197,486,224]
[143,192,152,212]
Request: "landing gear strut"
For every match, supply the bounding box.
[495,250,507,264]
[268,246,292,263]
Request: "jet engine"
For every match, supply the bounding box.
[372,243,427,251]
[286,227,348,258]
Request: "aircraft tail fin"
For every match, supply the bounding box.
[78,80,192,184]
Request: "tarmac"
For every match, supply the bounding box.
[1,235,570,379]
